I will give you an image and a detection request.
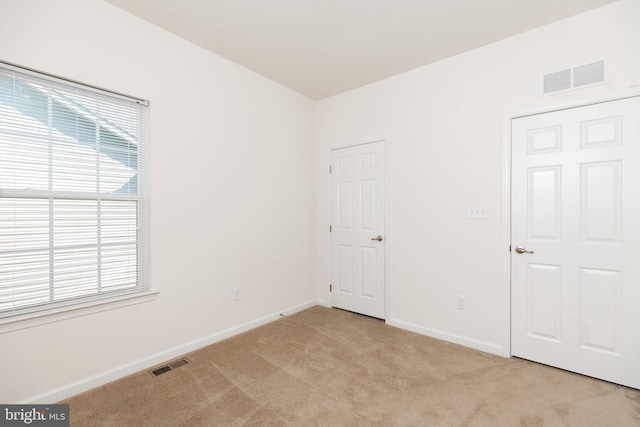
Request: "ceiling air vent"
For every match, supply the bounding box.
[151,358,190,377]
[542,60,605,95]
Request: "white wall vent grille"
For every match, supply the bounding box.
[543,60,605,95]
[543,69,571,94]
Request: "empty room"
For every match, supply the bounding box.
[1,0,639,425]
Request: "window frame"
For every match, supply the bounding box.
[0,61,154,332]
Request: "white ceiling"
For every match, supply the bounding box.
[105,0,618,100]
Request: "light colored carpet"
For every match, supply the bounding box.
[64,306,640,426]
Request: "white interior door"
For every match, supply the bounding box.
[511,96,640,389]
[330,141,385,319]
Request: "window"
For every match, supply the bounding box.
[0,62,150,322]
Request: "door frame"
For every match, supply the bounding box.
[501,89,640,358]
[326,138,389,320]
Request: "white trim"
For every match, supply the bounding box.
[501,88,640,358]
[514,88,640,119]
[328,135,387,151]
[387,317,505,357]
[383,139,391,322]
[325,145,332,306]
[0,290,159,334]
[20,299,321,404]
[500,113,513,358]
[316,298,330,308]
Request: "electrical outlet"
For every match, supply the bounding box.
[456,295,466,310]
[233,287,241,301]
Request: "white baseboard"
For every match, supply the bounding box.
[24,299,321,404]
[315,298,330,308]
[386,317,508,357]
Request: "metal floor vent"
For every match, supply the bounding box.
[151,358,190,377]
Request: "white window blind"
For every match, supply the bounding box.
[0,62,150,320]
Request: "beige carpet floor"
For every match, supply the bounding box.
[64,306,640,426]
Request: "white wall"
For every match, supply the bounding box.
[316,0,640,354]
[0,0,317,403]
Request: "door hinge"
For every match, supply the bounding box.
[509,245,512,252]
[329,284,332,292]
[329,165,332,174]
[329,224,332,232]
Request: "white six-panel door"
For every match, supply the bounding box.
[511,96,640,389]
[330,141,385,319]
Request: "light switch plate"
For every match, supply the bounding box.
[467,204,488,219]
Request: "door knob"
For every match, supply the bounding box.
[371,235,384,241]
[514,246,534,254]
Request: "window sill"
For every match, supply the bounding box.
[0,290,159,334]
